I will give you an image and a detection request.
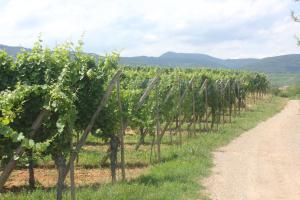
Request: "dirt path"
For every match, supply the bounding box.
[203,100,300,200]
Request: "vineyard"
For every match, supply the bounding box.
[0,41,269,200]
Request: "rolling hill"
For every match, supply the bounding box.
[1,44,300,73]
[120,51,300,73]
[0,44,31,57]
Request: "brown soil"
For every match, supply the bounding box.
[4,166,148,190]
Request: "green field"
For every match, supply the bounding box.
[267,73,300,87]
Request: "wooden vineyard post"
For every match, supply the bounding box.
[163,85,175,144]
[150,133,156,164]
[174,77,180,144]
[233,80,238,117]
[176,77,194,145]
[205,81,209,130]
[173,77,180,145]
[216,80,221,130]
[192,81,196,136]
[229,82,232,123]
[27,129,36,190]
[128,76,161,164]
[76,132,79,164]
[187,83,192,138]
[69,126,76,200]
[126,76,160,164]
[27,149,35,190]
[62,70,122,183]
[155,81,177,162]
[221,81,225,125]
[219,80,223,129]
[155,82,161,162]
[155,81,178,156]
[135,77,160,111]
[198,116,202,133]
[237,82,241,115]
[110,134,118,184]
[222,80,230,125]
[117,79,126,181]
[224,81,227,124]
[169,128,173,144]
[178,79,182,146]
[197,79,208,132]
[243,81,247,111]
[157,119,173,148]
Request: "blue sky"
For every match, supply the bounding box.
[0,0,299,58]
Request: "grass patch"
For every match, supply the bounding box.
[272,83,300,99]
[0,97,287,200]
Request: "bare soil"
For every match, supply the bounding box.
[4,166,148,189]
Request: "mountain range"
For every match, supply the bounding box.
[1,44,300,73]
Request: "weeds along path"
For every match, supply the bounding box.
[203,100,300,200]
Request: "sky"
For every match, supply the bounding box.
[0,0,300,58]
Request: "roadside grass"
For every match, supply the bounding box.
[0,96,287,200]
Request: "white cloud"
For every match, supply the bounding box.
[0,0,299,58]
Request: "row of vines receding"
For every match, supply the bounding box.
[0,40,269,200]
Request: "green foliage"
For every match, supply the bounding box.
[0,40,270,198]
[0,50,16,91]
[0,39,119,165]
[0,97,286,200]
[272,84,300,99]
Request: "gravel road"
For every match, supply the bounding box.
[203,100,300,200]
